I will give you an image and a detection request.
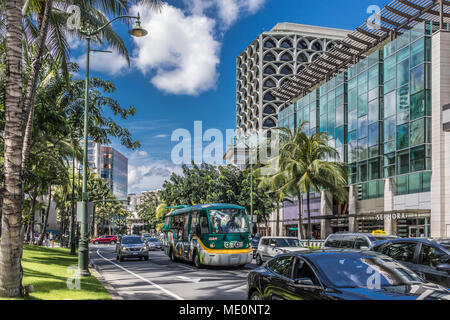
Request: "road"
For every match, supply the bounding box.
[89,244,258,300]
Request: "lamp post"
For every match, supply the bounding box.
[77,14,148,276]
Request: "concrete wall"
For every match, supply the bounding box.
[431,30,450,238]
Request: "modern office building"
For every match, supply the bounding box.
[274,0,450,239]
[100,146,128,200]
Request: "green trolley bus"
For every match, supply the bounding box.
[162,203,253,267]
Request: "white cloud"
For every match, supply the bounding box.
[131,4,220,95]
[183,0,267,30]
[75,47,129,76]
[130,1,266,95]
[155,134,169,138]
[127,150,183,193]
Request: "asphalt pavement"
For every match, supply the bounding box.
[89,244,258,300]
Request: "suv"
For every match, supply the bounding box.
[116,235,149,261]
[91,235,118,245]
[255,236,308,266]
[323,232,398,250]
[372,238,450,288]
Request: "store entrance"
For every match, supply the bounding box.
[408,225,425,238]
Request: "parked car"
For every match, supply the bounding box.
[116,235,149,261]
[115,235,122,242]
[372,238,450,288]
[144,236,163,250]
[255,236,308,266]
[323,232,398,250]
[247,249,450,300]
[251,236,261,258]
[436,239,450,251]
[91,235,118,245]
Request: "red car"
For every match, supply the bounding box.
[91,235,117,245]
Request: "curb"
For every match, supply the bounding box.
[89,262,123,300]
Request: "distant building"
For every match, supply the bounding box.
[99,146,128,200]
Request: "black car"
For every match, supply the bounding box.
[251,236,261,258]
[372,238,450,288]
[247,250,450,300]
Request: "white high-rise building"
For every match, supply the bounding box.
[235,23,351,140]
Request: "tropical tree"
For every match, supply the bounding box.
[264,125,347,239]
[136,191,159,232]
[0,0,163,297]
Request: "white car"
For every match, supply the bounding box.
[255,236,309,265]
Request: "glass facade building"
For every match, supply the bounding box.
[277,21,450,238]
[100,146,128,200]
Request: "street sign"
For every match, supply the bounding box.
[253,215,257,222]
[76,201,94,227]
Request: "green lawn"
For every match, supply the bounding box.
[1,245,111,300]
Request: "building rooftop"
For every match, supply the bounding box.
[273,0,450,102]
[270,22,351,40]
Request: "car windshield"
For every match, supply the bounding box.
[312,254,424,289]
[122,237,144,244]
[275,238,303,247]
[209,209,249,234]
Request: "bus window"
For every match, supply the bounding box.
[200,211,209,234]
[191,212,200,236]
[209,209,249,234]
[183,214,190,240]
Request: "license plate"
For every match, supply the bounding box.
[133,252,139,255]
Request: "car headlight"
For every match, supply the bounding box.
[142,246,148,251]
[122,247,127,251]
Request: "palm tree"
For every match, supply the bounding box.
[259,125,307,239]
[279,128,347,239]
[0,0,26,298]
[0,0,163,297]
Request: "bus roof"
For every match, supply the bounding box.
[167,203,246,216]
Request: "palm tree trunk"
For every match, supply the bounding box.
[21,0,54,172]
[0,0,25,298]
[297,191,305,239]
[28,186,38,244]
[276,202,280,236]
[38,184,52,245]
[307,189,312,240]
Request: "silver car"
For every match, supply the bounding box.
[144,236,163,251]
[116,235,149,261]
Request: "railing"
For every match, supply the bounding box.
[299,239,325,248]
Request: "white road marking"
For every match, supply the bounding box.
[96,249,184,300]
[225,284,247,292]
[176,276,202,283]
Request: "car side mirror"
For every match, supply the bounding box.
[436,263,450,275]
[294,278,314,286]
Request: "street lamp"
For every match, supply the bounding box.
[77,14,148,277]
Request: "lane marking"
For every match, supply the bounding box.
[176,276,202,283]
[96,249,184,300]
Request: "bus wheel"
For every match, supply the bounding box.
[193,252,202,268]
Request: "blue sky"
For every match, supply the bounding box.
[70,0,387,193]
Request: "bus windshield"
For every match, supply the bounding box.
[209,209,249,234]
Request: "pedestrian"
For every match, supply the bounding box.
[50,232,55,248]
[34,232,39,245]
